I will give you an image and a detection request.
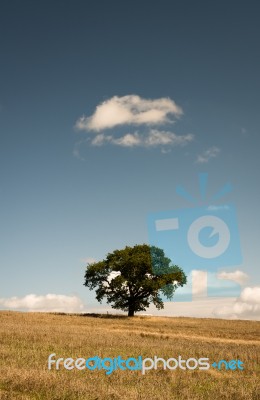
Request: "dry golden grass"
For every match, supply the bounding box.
[0,311,259,399]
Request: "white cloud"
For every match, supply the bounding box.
[240,286,260,304]
[74,95,194,154]
[213,286,260,320]
[81,257,97,264]
[113,132,142,147]
[91,133,113,146]
[196,146,220,163]
[0,294,85,313]
[144,130,193,147]
[90,129,194,148]
[217,270,249,286]
[75,95,183,132]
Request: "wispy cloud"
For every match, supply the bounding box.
[75,95,183,132]
[90,129,194,148]
[217,270,249,286]
[241,127,249,137]
[196,146,220,164]
[0,294,85,313]
[73,139,89,160]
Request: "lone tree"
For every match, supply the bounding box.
[84,244,187,317]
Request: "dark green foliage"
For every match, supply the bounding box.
[84,244,187,316]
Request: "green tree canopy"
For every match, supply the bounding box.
[84,244,187,316]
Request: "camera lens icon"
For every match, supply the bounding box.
[187,215,231,259]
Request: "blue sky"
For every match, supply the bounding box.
[0,1,259,318]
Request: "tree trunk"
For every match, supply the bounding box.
[128,305,135,317]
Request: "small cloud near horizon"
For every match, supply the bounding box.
[213,286,260,320]
[0,294,86,313]
[81,257,97,264]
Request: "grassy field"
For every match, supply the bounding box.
[0,311,259,400]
